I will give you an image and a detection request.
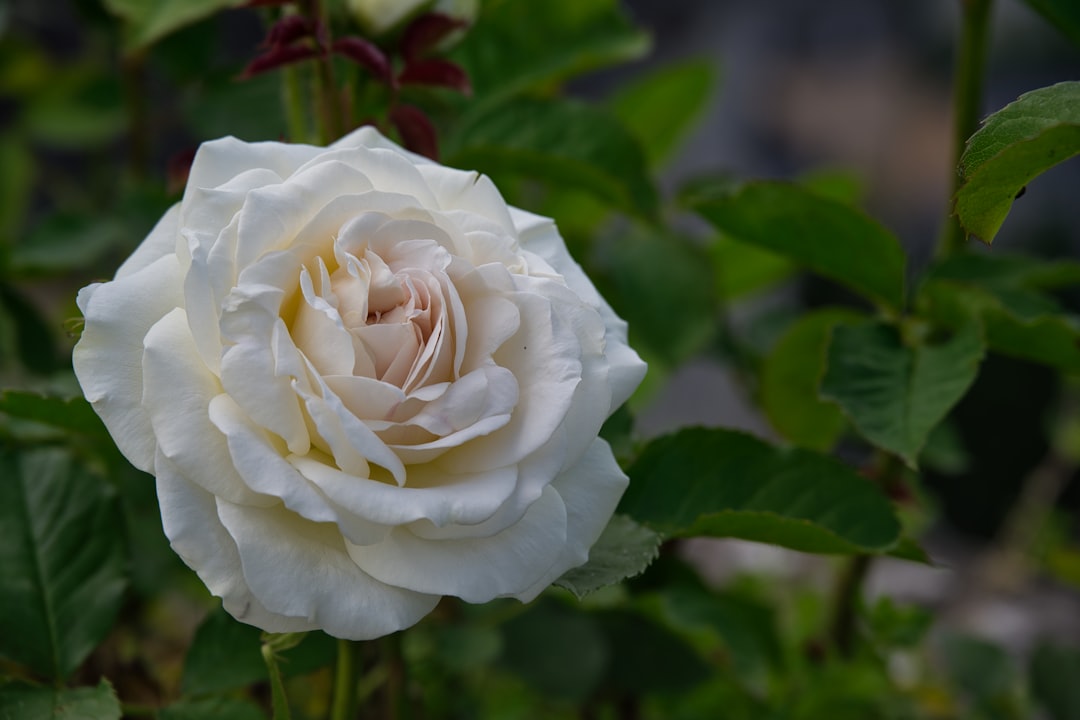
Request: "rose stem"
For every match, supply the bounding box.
[937,0,994,257]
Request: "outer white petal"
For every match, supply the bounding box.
[185,136,322,197]
[116,204,181,279]
[142,308,272,507]
[349,484,568,602]
[73,254,183,472]
[157,453,315,634]
[513,438,629,601]
[513,207,647,409]
[215,498,441,640]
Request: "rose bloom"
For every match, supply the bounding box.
[73,128,646,639]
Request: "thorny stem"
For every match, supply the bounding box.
[938,0,994,257]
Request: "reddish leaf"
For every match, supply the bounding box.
[241,44,319,78]
[263,15,312,48]
[390,105,438,160]
[400,12,468,61]
[244,0,293,6]
[333,37,393,85]
[398,58,471,95]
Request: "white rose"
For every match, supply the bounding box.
[73,127,646,639]
[347,0,477,37]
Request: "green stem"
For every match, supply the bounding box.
[282,64,310,144]
[262,643,293,720]
[330,639,360,720]
[828,554,872,658]
[939,0,994,257]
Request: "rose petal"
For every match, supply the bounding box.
[157,454,315,633]
[142,308,273,507]
[73,254,184,472]
[208,394,392,545]
[513,438,629,601]
[215,498,440,640]
[115,204,180,279]
[349,484,567,602]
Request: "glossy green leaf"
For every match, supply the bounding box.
[820,321,984,467]
[159,698,265,720]
[610,60,716,169]
[101,0,243,52]
[956,82,1080,244]
[761,308,864,451]
[689,181,906,310]
[453,0,649,110]
[620,428,901,554]
[0,391,110,440]
[0,679,121,720]
[447,98,658,220]
[1021,0,1080,46]
[555,514,662,599]
[1031,643,1080,720]
[0,449,127,680]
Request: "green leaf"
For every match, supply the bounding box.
[0,679,121,720]
[927,252,1080,291]
[956,82,1080,244]
[922,279,1080,373]
[498,599,608,702]
[447,98,658,220]
[761,308,864,451]
[181,605,266,695]
[0,133,34,245]
[0,449,127,681]
[609,60,716,169]
[555,514,662,599]
[1020,0,1080,46]
[620,428,901,554]
[688,181,906,310]
[101,0,243,52]
[0,391,110,440]
[709,234,796,301]
[592,226,716,364]
[453,0,649,111]
[820,320,985,467]
[159,698,266,720]
[1030,643,1080,720]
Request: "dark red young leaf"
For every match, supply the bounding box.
[333,37,393,85]
[400,12,468,61]
[389,104,439,160]
[166,147,197,195]
[263,15,312,48]
[241,44,320,78]
[244,0,293,6]
[398,58,471,95]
